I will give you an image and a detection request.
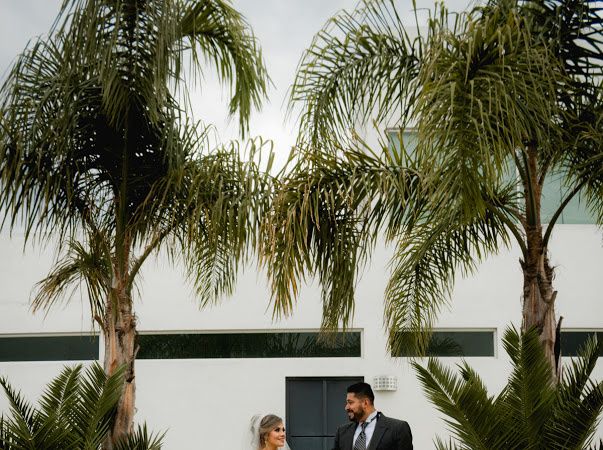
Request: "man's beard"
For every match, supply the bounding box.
[347,408,365,422]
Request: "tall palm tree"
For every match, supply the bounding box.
[264,0,603,376]
[415,326,603,449]
[0,0,270,445]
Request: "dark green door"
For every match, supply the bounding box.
[286,377,363,450]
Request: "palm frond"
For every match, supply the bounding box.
[545,334,603,449]
[520,0,603,81]
[0,363,163,449]
[0,0,269,240]
[385,183,515,356]
[559,333,602,401]
[0,367,74,449]
[560,88,603,224]
[413,358,502,450]
[415,3,567,215]
[262,138,418,326]
[179,0,269,134]
[0,377,38,448]
[174,138,274,307]
[69,363,125,448]
[417,326,603,450]
[31,365,82,450]
[501,326,556,448]
[289,0,421,150]
[37,364,82,425]
[32,231,111,316]
[113,424,164,450]
[588,440,603,450]
[434,436,462,450]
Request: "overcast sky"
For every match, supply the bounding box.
[0,0,474,166]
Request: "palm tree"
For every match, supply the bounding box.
[414,326,603,449]
[263,0,603,377]
[0,0,270,445]
[0,363,163,449]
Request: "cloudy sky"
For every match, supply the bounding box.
[0,0,474,166]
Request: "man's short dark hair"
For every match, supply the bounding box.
[347,382,375,404]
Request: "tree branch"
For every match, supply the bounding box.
[542,181,587,248]
[489,205,527,258]
[126,227,172,294]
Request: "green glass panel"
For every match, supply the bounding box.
[388,130,596,224]
[560,331,603,357]
[137,332,361,359]
[541,171,564,223]
[387,130,418,157]
[541,171,595,224]
[556,195,596,224]
[0,335,99,362]
[393,331,495,357]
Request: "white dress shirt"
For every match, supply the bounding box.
[353,410,379,448]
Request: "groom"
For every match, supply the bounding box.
[332,382,413,450]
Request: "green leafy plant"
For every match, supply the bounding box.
[0,363,163,449]
[0,0,271,443]
[265,0,603,375]
[414,327,603,450]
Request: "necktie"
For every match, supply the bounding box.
[353,421,369,450]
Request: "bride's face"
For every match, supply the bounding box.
[266,422,286,448]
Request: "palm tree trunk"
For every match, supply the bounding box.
[103,277,137,449]
[521,225,558,378]
[520,146,559,379]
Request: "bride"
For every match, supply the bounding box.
[248,414,291,450]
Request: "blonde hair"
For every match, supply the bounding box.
[258,414,283,449]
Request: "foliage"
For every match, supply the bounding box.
[0,0,272,314]
[0,363,163,449]
[0,0,272,442]
[265,0,603,355]
[414,327,603,450]
[262,141,419,326]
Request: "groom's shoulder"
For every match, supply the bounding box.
[379,413,411,429]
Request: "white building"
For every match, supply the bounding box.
[1,1,603,449]
[2,225,602,449]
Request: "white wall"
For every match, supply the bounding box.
[1,224,602,449]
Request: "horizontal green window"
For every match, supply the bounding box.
[392,331,495,357]
[137,332,361,359]
[0,335,99,362]
[560,331,603,357]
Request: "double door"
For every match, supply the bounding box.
[286,377,363,450]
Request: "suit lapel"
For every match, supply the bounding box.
[367,414,387,450]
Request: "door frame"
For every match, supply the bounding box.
[285,376,364,446]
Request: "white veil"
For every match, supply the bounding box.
[248,414,292,450]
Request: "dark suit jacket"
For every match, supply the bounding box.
[331,413,413,450]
